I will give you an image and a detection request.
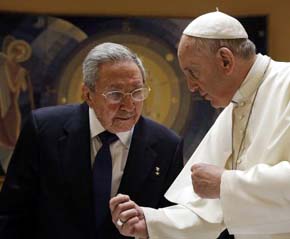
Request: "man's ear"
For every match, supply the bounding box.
[216,47,235,75]
[82,84,93,107]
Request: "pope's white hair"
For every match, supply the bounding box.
[188,37,256,59]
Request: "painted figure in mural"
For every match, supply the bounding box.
[0,42,184,239]
[0,36,34,150]
[110,11,290,239]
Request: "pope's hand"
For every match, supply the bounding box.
[191,163,224,199]
[110,194,149,239]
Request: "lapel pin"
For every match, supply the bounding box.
[155,166,160,176]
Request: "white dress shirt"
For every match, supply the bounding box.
[89,108,133,197]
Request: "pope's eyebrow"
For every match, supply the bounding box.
[183,67,192,75]
[183,67,198,80]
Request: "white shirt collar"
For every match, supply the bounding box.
[232,53,271,105]
[89,107,133,149]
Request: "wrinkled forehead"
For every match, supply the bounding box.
[101,60,145,82]
[177,36,190,59]
[178,35,192,50]
[97,61,144,89]
[178,36,202,61]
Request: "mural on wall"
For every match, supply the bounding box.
[0,34,35,174]
[0,36,34,148]
[0,13,267,175]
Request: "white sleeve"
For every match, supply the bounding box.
[164,105,233,224]
[142,205,225,239]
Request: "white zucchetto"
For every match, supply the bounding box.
[183,11,248,39]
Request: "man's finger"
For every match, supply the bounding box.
[121,216,140,236]
[119,208,139,223]
[111,199,137,224]
[109,194,130,211]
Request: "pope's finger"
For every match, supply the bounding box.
[191,163,202,172]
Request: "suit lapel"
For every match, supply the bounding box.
[118,117,157,195]
[57,103,95,233]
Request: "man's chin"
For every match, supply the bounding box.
[112,119,136,132]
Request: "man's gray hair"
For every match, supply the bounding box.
[191,37,256,59]
[83,42,146,90]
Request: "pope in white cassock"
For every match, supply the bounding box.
[110,11,290,239]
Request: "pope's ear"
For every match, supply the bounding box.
[216,47,235,75]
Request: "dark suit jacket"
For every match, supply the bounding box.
[0,103,184,239]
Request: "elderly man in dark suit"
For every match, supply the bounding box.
[0,42,184,239]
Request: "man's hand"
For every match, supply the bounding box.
[191,163,224,199]
[110,194,149,239]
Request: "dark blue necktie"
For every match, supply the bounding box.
[93,131,118,236]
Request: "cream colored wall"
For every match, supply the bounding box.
[0,0,290,61]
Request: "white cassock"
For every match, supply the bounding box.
[142,54,290,239]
